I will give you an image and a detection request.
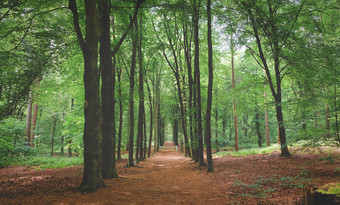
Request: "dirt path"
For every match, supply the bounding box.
[0,142,339,204]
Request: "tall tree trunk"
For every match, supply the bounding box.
[265,83,270,146]
[146,78,153,157]
[231,37,239,152]
[143,109,147,160]
[116,66,123,160]
[183,14,194,158]
[137,10,144,162]
[99,0,116,179]
[31,102,38,147]
[153,73,158,154]
[127,16,138,167]
[30,80,40,148]
[255,102,262,147]
[68,98,74,157]
[205,0,213,172]
[193,69,198,162]
[69,0,104,191]
[172,106,179,146]
[25,91,33,145]
[193,0,205,166]
[51,117,57,157]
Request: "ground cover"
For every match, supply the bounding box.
[0,142,339,204]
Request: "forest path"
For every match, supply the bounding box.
[59,141,226,204]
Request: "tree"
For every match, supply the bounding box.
[68,0,104,191]
[234,0,307,156]
[99,0,117,179]
[193,0,205,166]
[205,0,213,172]
[127,15,138,167]
[230,36,239,152]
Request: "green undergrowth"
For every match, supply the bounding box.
[232,172,311,199]
[214,144,280,157]
[14,156,83,170]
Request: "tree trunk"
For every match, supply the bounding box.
[193,0,205,166]
[137,10,144,162]
[265,83,270,146]
[205,0,213,172]
[116,66,123,160]
[143,109,147,160]
[127,15,138,167]
[146,78,153,157]
[231,37,239,152]
[326,104,330,137]
[68,98,74,157]
[183,14,194,159]
[30,80,40,148]
[51,117,57,157]
[69,0,104,191]
[99,0,116,179]
[25,91,33,145]
[172,106,179,146]
[255,107,262,147]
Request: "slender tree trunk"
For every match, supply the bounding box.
[326,104,330,137]
[334,84,339,144]
[137,10,144,162]
[231,37,238,152]
[255,105,262,147]
[205,0,213,172]
[116,65,123,159]
[127,16,138,167]
[153,75,158,153]
[193,0,205,166]
[183,16,194,158]
[25,91,33,145]
[99,0,116,179]
[68,98,74,157]
[265,83,270,146]
[51,117,57,157]
[143,109,147,160]
[146,79,153,157]
[30,80,40,148]
[193,70,198,162]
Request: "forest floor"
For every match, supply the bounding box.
[0,142,339,205]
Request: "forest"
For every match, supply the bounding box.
[0,0,339,204]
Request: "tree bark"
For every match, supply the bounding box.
[51,117,57,157]
[30,80,40,148]
[116,65,123,160]
[231,37,238,152]
[99,0,117,179]
[146,79,153,157]
[25,91,33,145]
[69,0,104,191]
[137,10,144,162]
[205,0,213,172]
[127,15,138,167]
[193,0,205,166]
[264,83,270,146]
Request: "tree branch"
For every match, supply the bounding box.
[68,0,85,52]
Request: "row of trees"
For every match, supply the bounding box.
[1,0,339,192]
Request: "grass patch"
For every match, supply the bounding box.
[13,156,83,170]
[214,144,280,157]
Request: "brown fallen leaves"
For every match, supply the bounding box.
[0,145,339,205]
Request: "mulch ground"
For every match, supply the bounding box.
[0,142,339,204]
